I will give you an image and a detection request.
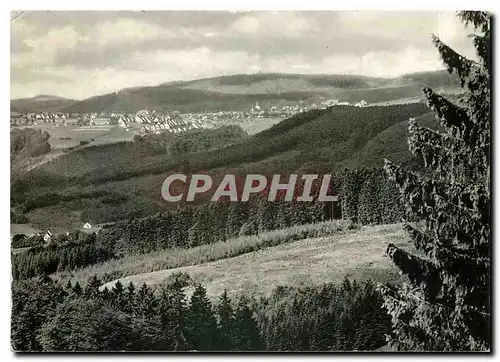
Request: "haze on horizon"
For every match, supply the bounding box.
[11,10,477,100]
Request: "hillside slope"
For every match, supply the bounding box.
[11,95,76,113]
[60,70,458,113]
[102,223,410,299]
[13,103,432,228]
[341,112,439,168]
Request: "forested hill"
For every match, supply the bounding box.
[62,71,458,113]
[10,70,459,114]
[23,103,431,186]
[11,95,76,113]
[10,102,437,230]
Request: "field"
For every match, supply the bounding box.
[34,124,137,149]
[13,124,137,151]
[218,116,284,135]
[10,223,41,236]
[101,223,410,299]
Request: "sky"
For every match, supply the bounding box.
[10,10,478,100]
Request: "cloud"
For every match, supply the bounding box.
[231,16,260,34]
[10,11,478,100]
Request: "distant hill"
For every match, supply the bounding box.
[57,70,458,114]
[10,71,459,114]
[11,95,76,113]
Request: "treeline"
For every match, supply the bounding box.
[11,275,390,351]
[12,232,114,280]
[341,167,405,224]
[11,197,327,280]
[12,167,405,280]
[11,233,44,249]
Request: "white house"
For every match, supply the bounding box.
[117,117,128,129]
[43,230,53,243]
[355,100,368,108]
[83,222,92,229]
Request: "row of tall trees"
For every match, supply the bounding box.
[11,275,390,352]
[12,166,405,280]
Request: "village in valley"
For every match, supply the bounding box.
[9,97,372,245]
[10,98,370,133]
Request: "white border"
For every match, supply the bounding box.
[2,1,499,361]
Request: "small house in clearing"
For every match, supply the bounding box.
[43,230,53,243]
[83,222,92,229]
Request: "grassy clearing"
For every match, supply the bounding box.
[101,223,409,300]
[53,219,355,285]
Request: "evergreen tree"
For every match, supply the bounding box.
[379,11,490,351]
[11,277,65,351]
[216,289,235,351]
[233,296,263,351]
[185,284,218,351]
[340,168,368,222]
[72,281,82,296]
[257,196,276,232]
[134,283,157,319]
[240,198,259,236]
[157,287,184,351]
[358,169,383,224]
[163,281,188,350]
[111,281,127,310]
[227,202,248,238]
[84,275,102,299]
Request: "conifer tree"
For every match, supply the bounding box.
[157,287,184,350]
[340,168,368,222]
[163,281,188,350]
[257,196,276,232]
[233,296,263,351]
[72,281,82,296]
[216,289,235,351]
[185,284,218,351]
[111,280,127,310]
[379,11,490,351]
[227,202,248,238]
[135,283,157,319]
[84,275,102,299]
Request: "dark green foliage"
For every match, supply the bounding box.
[144,125,248,156]
[11,276,66,351]
[185,285,218,351]
[11,232,111,280]
[357,168,405,225]
[339,168,369,222]
[11,233,41,249]
[12,166,408,282]
[12,104,430,230]
[379,12,491,351]
[12,274,388,351]
[11,128,51,160]
[233,296,264,351]
[216,290,235,351]
[254,278,390,351]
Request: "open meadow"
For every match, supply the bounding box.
[13,124,137,150]
[100,223,410,300]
